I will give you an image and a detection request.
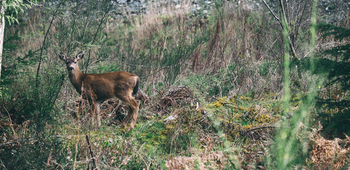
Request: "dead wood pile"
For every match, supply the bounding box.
[156,86,197,116]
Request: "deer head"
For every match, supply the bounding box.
[59,51,84,72]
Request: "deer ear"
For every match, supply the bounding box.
[59,52,67,61]
[76,51,84,61]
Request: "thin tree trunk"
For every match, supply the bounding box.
[0,1,5,80]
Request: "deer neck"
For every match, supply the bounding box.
[68,67,85,94]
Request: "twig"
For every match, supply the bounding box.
[85,134,97,170]
[46,150,52,169]
[139,153,150,170]
[49,160,63,169]
[73,133,80,170]
[85,2,114,72]
[35,1,62,88]
[262,0,283,28]
[137,89,153,107]
[279,0,299,60]
[0,159,7,170]
[3,107,17,139]
[288,36,299,59]
[241,125,275,135]
[212,96,237,107]
[0,138,35,147]
[110,100,122,115]
[212,96,220,101]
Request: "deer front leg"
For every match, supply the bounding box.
[74,97,83,118]
[89,102,96,127]
[96,102,101,127]
[89,101,102,127]
[74,101,81,119]
[87,96,98,127]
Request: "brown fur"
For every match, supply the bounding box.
[59,51,139,130]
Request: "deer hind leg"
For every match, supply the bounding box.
[121,105,132,128]
[120,95,139,130]
[128,98,139,130]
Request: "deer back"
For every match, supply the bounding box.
[81,71,138,102]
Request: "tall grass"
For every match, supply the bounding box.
[267,0,321,168]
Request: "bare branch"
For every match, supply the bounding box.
[262,0,300,60]
[262,0,283,28]
[279,0,300,59]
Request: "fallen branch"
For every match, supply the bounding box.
[241,125,275,135]
[86,135,97,170]
[0,138,35,147]
[137,89,153,107]
[0,134,96,148]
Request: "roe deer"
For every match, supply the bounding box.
[59,51,140,130]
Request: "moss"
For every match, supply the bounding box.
[205,94,285,142]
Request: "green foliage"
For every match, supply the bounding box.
[0,137,64,169]
[1,29,24,84]
[313,23,350,138]
[135,122,168,151]
[2,0,38,25]
[0,67,64,169]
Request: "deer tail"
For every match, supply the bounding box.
[133,77,139,95]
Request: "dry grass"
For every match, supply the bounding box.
[165,150,226,170]
[309,124,350,169]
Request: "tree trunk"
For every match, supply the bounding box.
[0,1,5,80]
